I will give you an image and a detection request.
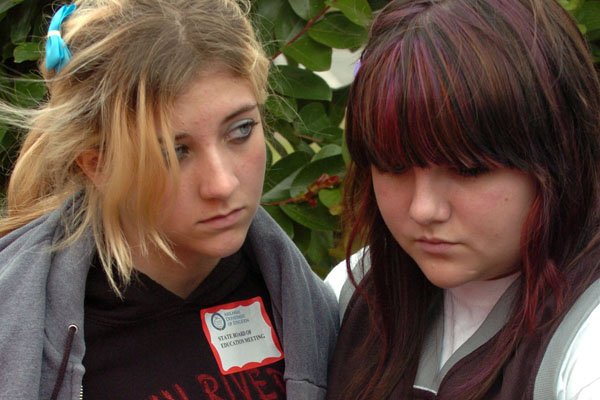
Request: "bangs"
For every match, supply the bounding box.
[346,8,535,174]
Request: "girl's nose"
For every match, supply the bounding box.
[407,168,451,225]
[196,151,239,200]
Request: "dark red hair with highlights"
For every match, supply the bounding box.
[342,0,600,398]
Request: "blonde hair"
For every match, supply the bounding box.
[0,0,269,292]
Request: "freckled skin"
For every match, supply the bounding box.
[372,165,536,288]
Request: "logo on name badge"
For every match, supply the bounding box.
[211,312,227,331]
[200,297,284,375]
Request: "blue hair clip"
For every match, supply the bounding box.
[45,4,77,73]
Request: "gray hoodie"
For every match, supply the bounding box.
[0,197,339,399]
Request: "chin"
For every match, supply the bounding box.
[213,244,245,259]
[422,272,471,289]
[204,230,249,258]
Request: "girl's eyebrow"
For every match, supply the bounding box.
[223,103,259,123]
[173,103,259,140]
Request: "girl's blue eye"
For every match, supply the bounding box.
[228,118,258,142]
[174,143,190,160]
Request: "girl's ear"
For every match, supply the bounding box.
[76,149,103,187]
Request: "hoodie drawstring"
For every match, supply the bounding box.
[50,324,78,400]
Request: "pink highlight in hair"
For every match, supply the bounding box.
[337,0,600,398]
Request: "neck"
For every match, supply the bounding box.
[131,246,220,299]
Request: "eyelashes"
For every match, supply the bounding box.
[227,118,258,142]
[171,118,260,161]
[453,165,491,177]
[373,164,492,177]
[174,143,190,160]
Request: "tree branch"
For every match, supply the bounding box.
[262,173,341,207]
[271,5,332,61]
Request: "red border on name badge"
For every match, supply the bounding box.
[200,296,284,375]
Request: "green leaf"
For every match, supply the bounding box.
[283,55,300,68]
[367,0,389,10]
[266,135,290,160]
[0,124,7,143]
[591,44,600,63]
[576,1,600,32]
[13,76,46,107]
[269,65,332,100]
[308,12,368,49]
[330,85,350,126]
[253,15,278,57]
[2,42,15,62]
[308,126,343,143]
[313,144,342,160]
[261,174,295,203]
[265,94,298,123]
[288,0,326,20]
[559,0,584,12]
[327,0,373,27]
[274,3,305,43]
[341,129,352,165]
[298,102,333,134]
[263,205,295,237]
[297,140,318,155]
[292,222,311,253]
[289,154,345,197]
[318,187,342,208]
[264,150,312,191]
[30,9,47,38]
[265,141,273,169]
[0,0,25,14]
[13,41,41,63]
[281,202,340,231]
[252,0,284,58]
[588,29,600,42]
[283,35,332,71]
[10,2,34,44]
[306,229,334,272]
[272,119,302,147]
[262,151,319,203]
[256,0,288,21]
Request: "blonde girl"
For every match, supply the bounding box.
[0,1,338,399]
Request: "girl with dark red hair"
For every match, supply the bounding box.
[326,0,600,398]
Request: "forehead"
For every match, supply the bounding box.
[171,69,258,129]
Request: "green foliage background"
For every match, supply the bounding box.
[1,0,599,276]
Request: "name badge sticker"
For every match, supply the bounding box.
[200,296,284,375]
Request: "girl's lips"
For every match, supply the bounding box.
[414,238,457,254]
[198,208,244,229]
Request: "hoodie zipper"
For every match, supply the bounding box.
[50,324,78,400]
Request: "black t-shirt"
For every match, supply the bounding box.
[82,249,286,399]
